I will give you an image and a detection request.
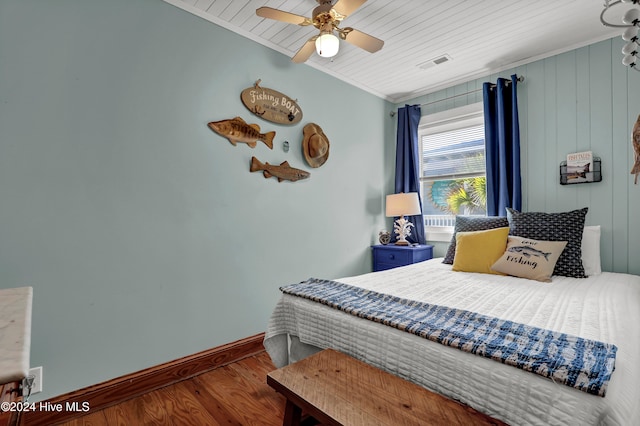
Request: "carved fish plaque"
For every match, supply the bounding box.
[207,117,274,149]
[250,156,310,182]
[241,80,302,125]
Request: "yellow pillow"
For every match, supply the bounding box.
[452,227,510,274]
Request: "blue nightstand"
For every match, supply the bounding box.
[372,244,434,272]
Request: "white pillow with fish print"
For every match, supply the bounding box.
[491,236,568,282]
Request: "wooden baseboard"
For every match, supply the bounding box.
[22,332,266,426]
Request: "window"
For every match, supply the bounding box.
[418,103,486,241]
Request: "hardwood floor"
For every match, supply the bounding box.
[55,351,286,426]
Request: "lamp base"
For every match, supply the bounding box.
[393,216,414,246]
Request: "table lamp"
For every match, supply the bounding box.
[385,192,421,245]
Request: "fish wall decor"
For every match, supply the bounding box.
[631,114,640,184]
[207,117,274,149]
[250,156,310,183]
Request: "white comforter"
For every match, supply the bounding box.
[264,259,640,426]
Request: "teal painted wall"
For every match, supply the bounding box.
[0,0,392,399]
[399,38,640,275]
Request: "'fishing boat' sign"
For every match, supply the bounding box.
[241,80,302,125]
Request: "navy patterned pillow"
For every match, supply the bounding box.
[506,207,588,278]
[443,216,510,264]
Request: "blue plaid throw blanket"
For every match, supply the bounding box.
[281,278,617,397]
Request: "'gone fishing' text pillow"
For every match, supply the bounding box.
[491,236,567,282]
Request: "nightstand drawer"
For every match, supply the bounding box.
[374,248,411,266]
[371,244,434,272]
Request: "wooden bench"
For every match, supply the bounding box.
[267,348,506,426]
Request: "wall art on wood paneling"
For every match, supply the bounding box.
[560,157,602,185]
[250,156,309,183]
[241,80,302,125]
[565,151,594,183]
[207,117,274,149]
[631,114,640,185]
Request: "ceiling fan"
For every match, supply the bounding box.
[256,0,384,63]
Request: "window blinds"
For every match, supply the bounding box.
[421,124,485,180]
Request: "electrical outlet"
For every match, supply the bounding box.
[28,366,43,394]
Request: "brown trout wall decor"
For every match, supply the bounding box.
[250,156,310,183]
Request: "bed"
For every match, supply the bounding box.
[264,211,640,426]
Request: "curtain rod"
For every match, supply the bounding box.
[390,75,524,117]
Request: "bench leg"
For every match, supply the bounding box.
[282,399,302,426]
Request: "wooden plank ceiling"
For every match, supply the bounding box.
[163,0,622,102]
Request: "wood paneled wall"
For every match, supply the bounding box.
[401,37,640,274]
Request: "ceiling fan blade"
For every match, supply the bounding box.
[332,0,367,17]
[292,36,318,63]
[256,7,312,26]
[340,27,384,53]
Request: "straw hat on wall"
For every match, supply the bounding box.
[302,123,330,168]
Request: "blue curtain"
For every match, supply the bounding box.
[394,104,426,244]
[483,74,522,217]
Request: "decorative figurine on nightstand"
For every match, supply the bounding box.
[392,218,414,245]
[378,230,391,245]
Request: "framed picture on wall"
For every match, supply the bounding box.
[566,151,593,183]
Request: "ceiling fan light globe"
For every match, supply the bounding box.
[315,33,340,58]
[622,9,640,25]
